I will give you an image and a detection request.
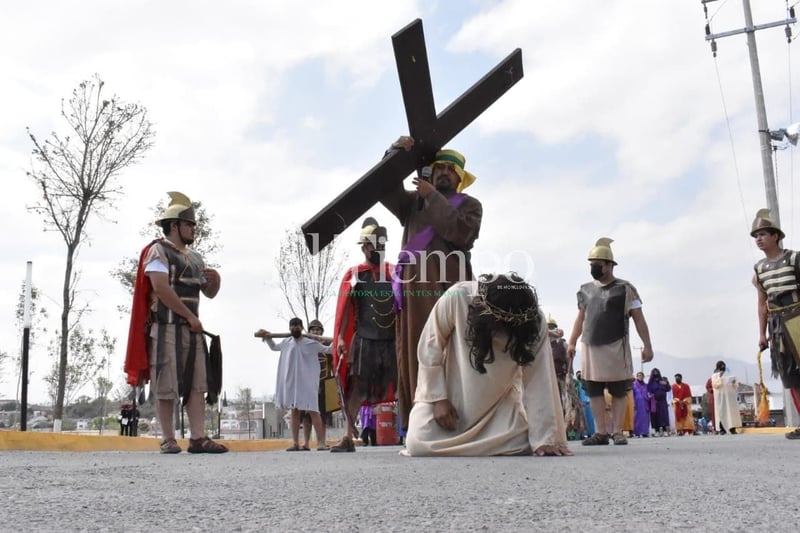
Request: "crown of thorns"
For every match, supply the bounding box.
[475,280,538,326]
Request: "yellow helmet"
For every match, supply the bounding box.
[588,237,617,265]
[358,216,387,246]
[546,314,558,327]
[155,191,196,225]
[750,208,785,240]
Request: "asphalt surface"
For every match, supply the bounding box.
[0,433,797,532]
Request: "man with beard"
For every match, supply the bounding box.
[258,318,333,451]
[124,191,227,454]
[672,373,694,435]
[382,137,483,433]
[403,273,570,457]
[329,218,397,453]
[752,208,800,439]
[567,238,654,446]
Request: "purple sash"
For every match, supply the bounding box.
[392,193,466,311]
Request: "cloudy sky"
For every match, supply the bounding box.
[2,0,798,404]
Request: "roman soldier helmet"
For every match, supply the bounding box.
[750,208,785,239]
[358,216,387,246]
[308,319,324,332]
[588,237,617,265]
[155,191,196,225]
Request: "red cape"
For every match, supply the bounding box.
[124,240,158,386]
[332,262,394,400]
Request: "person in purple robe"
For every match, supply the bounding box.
[632,371,650,437]
[647,368,670,436]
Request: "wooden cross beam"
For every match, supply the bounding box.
[302,18,523,253]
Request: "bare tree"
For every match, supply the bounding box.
[110,200,221,314]
[26,74,154,430]
[276,228,348,326]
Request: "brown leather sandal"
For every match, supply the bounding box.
[159,438,182,454]
[187,436,228,454]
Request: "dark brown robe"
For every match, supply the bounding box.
[381,183,482,430]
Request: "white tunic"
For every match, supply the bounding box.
[711,371,743,430]
[266,336,332,412]
[403,281,567,456]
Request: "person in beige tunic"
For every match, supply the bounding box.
[710,360,742,434]
[567,238,654,447]
[403,274,571,457]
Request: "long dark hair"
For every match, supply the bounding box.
[466,273,541,374]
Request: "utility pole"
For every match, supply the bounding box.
[703,0,798,425]
[704,0,795,225]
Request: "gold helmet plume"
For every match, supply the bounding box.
[750,208,784,239]
[155,191,196,225]
[588,237,617,265]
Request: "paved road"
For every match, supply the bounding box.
[0,433,796,532]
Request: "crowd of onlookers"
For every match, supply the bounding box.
[560,363,756,439]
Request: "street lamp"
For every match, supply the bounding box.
[768,122,800,147]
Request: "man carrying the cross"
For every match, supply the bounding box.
[382,136,483,432]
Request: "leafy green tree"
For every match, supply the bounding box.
[43,326,115,409]
[65,396,96,419]
[26,74,154,429]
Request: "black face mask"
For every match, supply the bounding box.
[368,250,381,265]
[590,264,604,280]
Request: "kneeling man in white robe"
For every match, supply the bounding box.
[403,273,571,457]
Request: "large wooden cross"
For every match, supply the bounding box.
[302,18,523,253]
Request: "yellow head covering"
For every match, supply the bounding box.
[432,149,476,192]
[155,191,196,225]
[588,237,617,265]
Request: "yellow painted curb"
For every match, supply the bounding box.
[0,430,302,452]
[738,426,790,435]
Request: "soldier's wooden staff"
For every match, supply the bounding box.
[253,330,333,344]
